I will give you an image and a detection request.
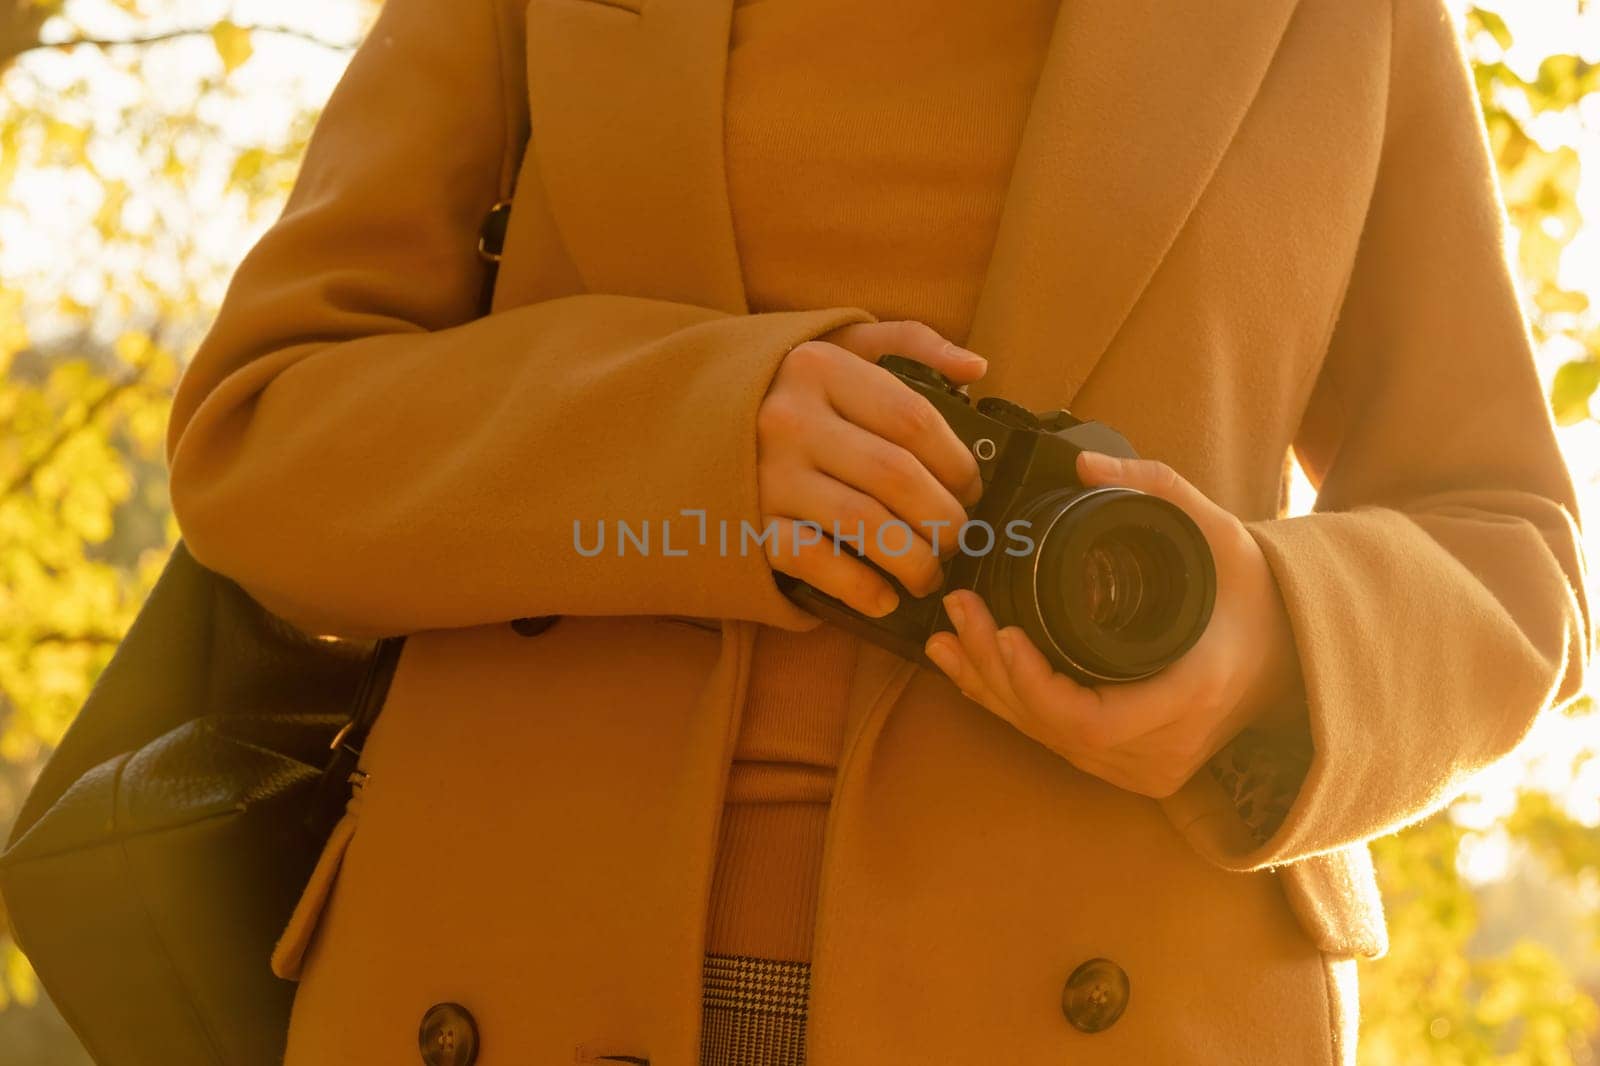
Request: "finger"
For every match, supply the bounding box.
[1005,632,1188,751]
[942,590,1030,715]
[771,470,946,597]
[764,517,901,618]
[923,632,1026,723]
[822,356,983,507]
[934,625,1120,772]
[994,626,1106,736]
[985,628,1206,797]
[825,320,988,385]
[804,414,969,558]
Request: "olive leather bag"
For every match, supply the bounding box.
[0,541,402,1066]
[0,199,515,1066]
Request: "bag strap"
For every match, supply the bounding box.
[304,632,407,837]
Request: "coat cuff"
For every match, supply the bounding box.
[1162,505,1570,873]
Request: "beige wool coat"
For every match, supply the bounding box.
[162,0,1592,1062]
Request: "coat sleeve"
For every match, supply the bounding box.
[163,0,869,641]
[1167,0,1592,871]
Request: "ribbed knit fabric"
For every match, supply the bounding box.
[704,625,857,961]
[706,0,1062,994]
[724,0,1062,344]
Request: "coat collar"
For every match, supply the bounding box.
[524,0,1303,405]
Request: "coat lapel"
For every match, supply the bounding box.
[522,0,747,313]
[522,0,1303,376]
[966,0,1304,412]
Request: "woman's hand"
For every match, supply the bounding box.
[757,321,987,618]
[922,451,1307,800]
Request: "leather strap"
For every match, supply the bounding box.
[305,633,406,838]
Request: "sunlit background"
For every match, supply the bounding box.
[0,1,1598,1062]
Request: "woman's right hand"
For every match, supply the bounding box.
[756,320,988,618]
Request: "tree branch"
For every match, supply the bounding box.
[30,629,124,648]
[20,23,357,58]
[0,364,157,500]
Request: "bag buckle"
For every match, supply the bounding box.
[477,199,513,263]
[328,718,356,753]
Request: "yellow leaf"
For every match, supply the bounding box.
[113,330,154,369]
[4,942,38,1009]
[228,147,268,192]
[0,289,27,369]
[211,20,255,75]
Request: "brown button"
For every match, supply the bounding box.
[510,615,560,637]
[1061,958,1129,1033]
[419,1002,479,1066]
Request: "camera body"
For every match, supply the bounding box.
[778,355,1217,684]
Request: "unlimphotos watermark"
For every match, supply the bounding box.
[572,510,1036,559]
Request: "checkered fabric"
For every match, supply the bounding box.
[1208,727,1315,845]
[700,953,811,1066]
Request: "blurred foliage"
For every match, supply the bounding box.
[1467,5,1600,425]
[0,1,1596,1064]
[1356,15,1600,1063]
[0,1,374,1059]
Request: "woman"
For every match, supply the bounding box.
[163,0,1591,1062]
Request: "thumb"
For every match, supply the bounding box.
[1075,452,1215,519]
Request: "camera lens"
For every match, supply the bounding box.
[986,487,1215,683]
[1081,535,1149,634]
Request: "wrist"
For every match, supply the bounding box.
[1234,534,1308,733]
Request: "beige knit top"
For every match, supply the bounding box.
[705,0,1063,963]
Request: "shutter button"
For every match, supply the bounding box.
[419,1002,479,1066]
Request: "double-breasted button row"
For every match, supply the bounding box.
[416,962,1122,1061]
[419,1002,479,1066]
[1061,957,1131,1033]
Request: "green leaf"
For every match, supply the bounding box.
[1530,54,1600,112]
[1550,359,1600,425]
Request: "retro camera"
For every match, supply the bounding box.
[777,355,1217,684]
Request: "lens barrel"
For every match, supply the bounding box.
[985,487,1216,682]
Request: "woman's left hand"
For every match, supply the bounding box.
[923,451,1307,800]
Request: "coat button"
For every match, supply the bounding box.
[510,615,560,637]
[418,1002,479,1066]
[1061,958,1130,1033]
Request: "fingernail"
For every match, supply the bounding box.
[946,342,987,370]
[925,640,954,672]
[943,593,965,629]
[875,588,900,617]
[997,629,1016,669]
